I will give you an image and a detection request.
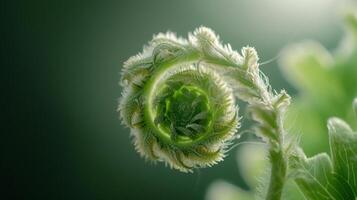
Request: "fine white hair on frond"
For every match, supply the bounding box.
[151,31,189,46]
[193,26,220,45]
[241,46,259,71]
[191,26,245,66]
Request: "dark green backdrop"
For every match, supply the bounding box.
[5,0,343,199]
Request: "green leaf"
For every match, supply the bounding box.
[292,101,357,200]
[328,117,357,196]
[294,153,338,200]
[293,153,354,200]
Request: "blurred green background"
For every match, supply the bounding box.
[5,0,353,199]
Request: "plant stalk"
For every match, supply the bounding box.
[266,143,287,200]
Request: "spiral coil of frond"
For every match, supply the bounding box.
[119,27,289,178]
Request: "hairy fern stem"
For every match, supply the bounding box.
[243,67,289,200]
[266,136,287,200]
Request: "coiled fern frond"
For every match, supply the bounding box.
[119,27,290,200]
[119,28,242,172]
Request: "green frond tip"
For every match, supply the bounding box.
[118,27,250,172]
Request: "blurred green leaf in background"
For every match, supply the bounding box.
[280,10,357,156]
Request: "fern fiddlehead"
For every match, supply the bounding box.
[119,29,240,172]
[119,27,290,199]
